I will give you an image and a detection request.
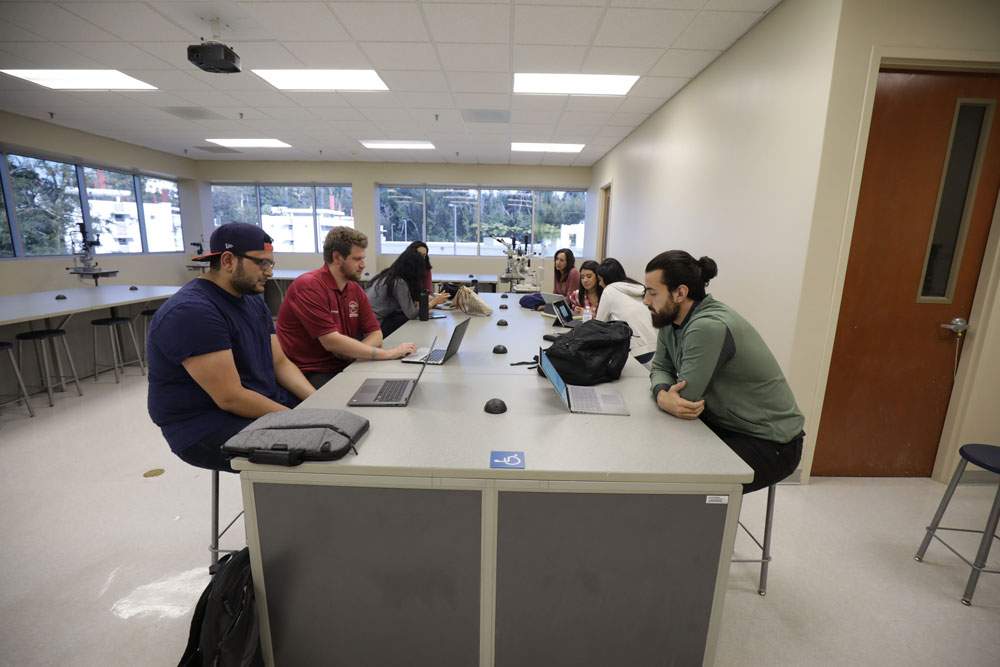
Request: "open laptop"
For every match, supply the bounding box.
[551,299,581,328]
[538,347,629,415]
[348,336,436,407]
[402,317,471,364]
[540,292,562,314]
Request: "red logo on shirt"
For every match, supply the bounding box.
[349,300,359,317]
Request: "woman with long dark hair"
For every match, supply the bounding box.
[569,259,602,315]
[407,240,434,294]
[366,244,448,337]
[595,258,657,364]
[552,248,580,299]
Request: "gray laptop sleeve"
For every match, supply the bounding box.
[221,408,370,467]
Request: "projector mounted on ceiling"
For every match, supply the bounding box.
[187,41,240,74]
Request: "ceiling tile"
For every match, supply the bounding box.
[705,0,779,10]
[436,43,509,72]
[394,91,457,109]
[360,42,441,70]
[453,93,510,109]
[0,41,105,68]
[510,109,561,124]
[330,2,430,42]
[174,90,245,107]
[559,110,614,125]
[238,2,348,41]
[563,96,624,112]
[513,6,602,46]
[339,91,401,108]
[0,2,119,41]
[282,91,352,107]
[378,70,449,93]
[232,41,302,68]
[446,72,509,94]
[617,96,666,113]
[512,45,586,72]
[581,47,664,75]
[510,95,566,111]
[62,2,196,41]
[226,90,299,107]
[122,69,214,92]
[672,10,762,50]
[422,3,510,44]
[0,17,44,41]
[649,48,720,76]
[282,42,371,68]
[630,76,687,97]
[594,8,696,48]
[607,111,651,126]
[362,107,415,122]
[306,106,367,121]
[609,0,707,8]
[65,41,175,69]
[133,41,198,69]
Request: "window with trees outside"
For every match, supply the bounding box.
[1,152,186,258]
[0,186,12,258]
[377,185,585,257]
[6,154,84,256]
[140,177,184,252]
[210,184,354,253]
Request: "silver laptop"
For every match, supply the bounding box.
[541,292,562,314]
[402,317,471,365]
[538,348,629,416]
[551,299,581,328]
[348,336,436,407]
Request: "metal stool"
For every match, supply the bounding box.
[732,483,776,595]
[138,308,158,364]
[210,469,243,566]
[14,329,83,407]
[1,341,35,417]
[915,444,1000,605]
[90,316,145,382]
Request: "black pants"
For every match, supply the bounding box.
[705,422,804,494]
[304,370,339,389]
[174,393,302,473]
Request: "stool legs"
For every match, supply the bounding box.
[124,321,145,375]
[36,339,55,407]
[733,483,776,596]
[59,335,83,396]
[5,347,35,417]
[211,470,220,566]
[916,459,967,561]
[93,321,146,382]
[963,484,1000,605]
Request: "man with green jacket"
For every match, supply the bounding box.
[643,250,804,493]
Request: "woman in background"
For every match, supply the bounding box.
[552,248,580,299]
[366,244,448,337]
[570,260,602,315]
[407,240,434,294]
[595,258,657,365]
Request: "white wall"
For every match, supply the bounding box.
[589,0,842,371]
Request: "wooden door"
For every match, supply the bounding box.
[812,70,1000,476]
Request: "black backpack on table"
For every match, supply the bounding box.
[179,547,264,667]
[540,319,633,386]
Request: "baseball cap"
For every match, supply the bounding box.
[192,222,274,261]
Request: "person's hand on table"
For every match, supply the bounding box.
[536,305,545,311]
[389,342,417,358]
[430,291,450,307]
[572,305,584,314]
[656,380,705,419]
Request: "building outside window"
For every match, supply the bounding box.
[534,190,586,258]
[260,185,313,252]
[315,186,354,250]
[84,167,141,254]
[6,154,84,256]
[140,177,184,252]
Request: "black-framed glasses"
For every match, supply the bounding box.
[233,252,276,271]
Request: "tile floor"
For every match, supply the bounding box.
[0,372,997,666]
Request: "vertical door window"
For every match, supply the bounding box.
[83,167,141,254]
[140,177,184,252]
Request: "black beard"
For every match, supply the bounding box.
[233,263,264,295]
[650,306,675,329]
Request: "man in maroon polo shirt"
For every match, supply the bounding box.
[277,226,417,388]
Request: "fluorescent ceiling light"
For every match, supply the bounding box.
[361,140,435,150]
[252,69,387,91]
[0,69,156,90]
[206,138,291,148]
[511,142,585,153]
[514,73,638,96]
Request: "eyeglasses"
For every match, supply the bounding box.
[233,252,276,271]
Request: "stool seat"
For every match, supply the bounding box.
[16,329,67,341]
[139,308,158,317]
[91,316,132,326]
[0,341,10,351]
[961,444,1000,475]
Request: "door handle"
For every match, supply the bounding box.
[940,317,968,336]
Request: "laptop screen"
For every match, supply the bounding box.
[539,349,570,408]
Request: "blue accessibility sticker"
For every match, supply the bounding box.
[490,451,525,469]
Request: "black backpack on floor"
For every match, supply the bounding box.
[540,319,633,386]
[179,547,264,667]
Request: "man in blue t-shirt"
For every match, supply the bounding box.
[147,222,315,472]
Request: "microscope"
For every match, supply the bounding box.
[66,222,118,285]
[495,235,542,292]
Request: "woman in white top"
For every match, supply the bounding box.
[595,258,657,364]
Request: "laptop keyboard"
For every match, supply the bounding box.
[568,386,602,412]
[374,379,411,403]
[426,348,446,363]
